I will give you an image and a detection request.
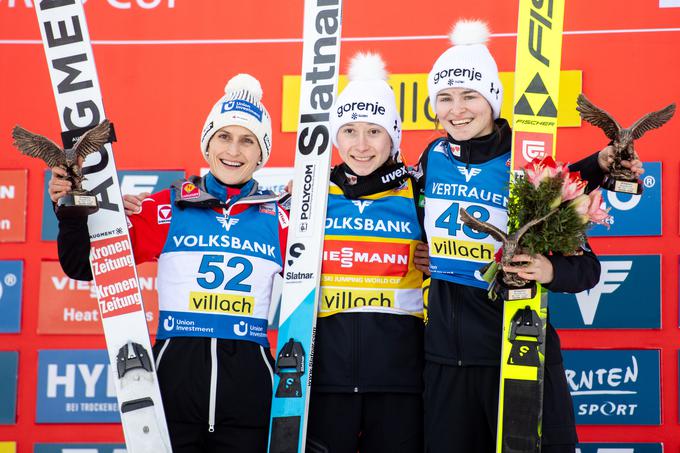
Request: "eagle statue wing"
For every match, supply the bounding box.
[11,125,65,168]
[629,103,676,140]
[576,93,621,141]
[74,119,112,160]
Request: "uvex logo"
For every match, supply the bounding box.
[381,166,408,184]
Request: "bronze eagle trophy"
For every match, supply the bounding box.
[576,93,675,194]
[459,207,557,301]
[11,120,112,217]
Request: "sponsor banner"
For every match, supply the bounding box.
[254,167,295,195]
[322,240,410,275]
[577,444,662,453]
[282,71,582,132]
[204,167,294,196]
[550,255,660,329]
[0,352,18,424]
[563,349,660,425]
[0,169,27,242]
[41,170,184,241]
[90,235,143,318]
[34,444,126,453]
[0,260,23,333]
[0,443,16,453]
[38,260,159,335]
[36,349,119,423]
[589,162,661,237]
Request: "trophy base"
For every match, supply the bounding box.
[56,193,99,218]
[494,274,537,301]
[602,175,643,194]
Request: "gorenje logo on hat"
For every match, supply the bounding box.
[433,67,482,84]
[221,99,263,122]
[337,101,386,118]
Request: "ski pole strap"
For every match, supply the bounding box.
[61,122,117,149]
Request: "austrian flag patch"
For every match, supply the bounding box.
[157,204,172,224]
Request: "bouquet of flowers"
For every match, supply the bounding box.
[460,156,610,297]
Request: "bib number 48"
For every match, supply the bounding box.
[435,202,490,239]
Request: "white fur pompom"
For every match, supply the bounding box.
[348,52,388,82]
[224,73,263,101]
[450,19,490,46]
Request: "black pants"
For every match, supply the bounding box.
[153,337,274,453]
[306,392,423,453]
[423,362,577,453]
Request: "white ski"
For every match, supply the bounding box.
[267,1,343,452]
[34,1,172,451]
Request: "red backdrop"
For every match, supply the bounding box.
[1,0,679,449]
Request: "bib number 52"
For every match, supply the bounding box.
[197,254,253,291]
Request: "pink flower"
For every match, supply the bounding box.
[525,157,558,187]
[569,194,591,223]
[524,156,571,188]
[586,189,611,226]
[561,171,587,202]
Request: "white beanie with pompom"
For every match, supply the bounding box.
[330,52,402,157]
[428,19,503,119]
[200,73,272,168]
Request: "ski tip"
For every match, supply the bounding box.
[348,52,388,82]
[224,73,263,101]
[449,19,490,46]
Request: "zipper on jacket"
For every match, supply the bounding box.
[208,337,217,432]
[352,315,359,393]
[155,338,171,371]
[453,284,463,366]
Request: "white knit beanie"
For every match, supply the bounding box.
[330,52,402,157]
[428,20,503,119]
[200,74,272,169]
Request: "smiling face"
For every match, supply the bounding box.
[434,87,495,141]
[206,125,262,185]
[336,122,392,176]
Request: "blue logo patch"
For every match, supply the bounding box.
[576,443,662,453]
[563,349,660,425]
[34,445,126,453]
[549,255,660,329]
[36,350,119,423]
[588,162,661,237]
[0,260,22,333]
[0,352,18,424]
[42,170,185,241]
[221,99,263,122]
